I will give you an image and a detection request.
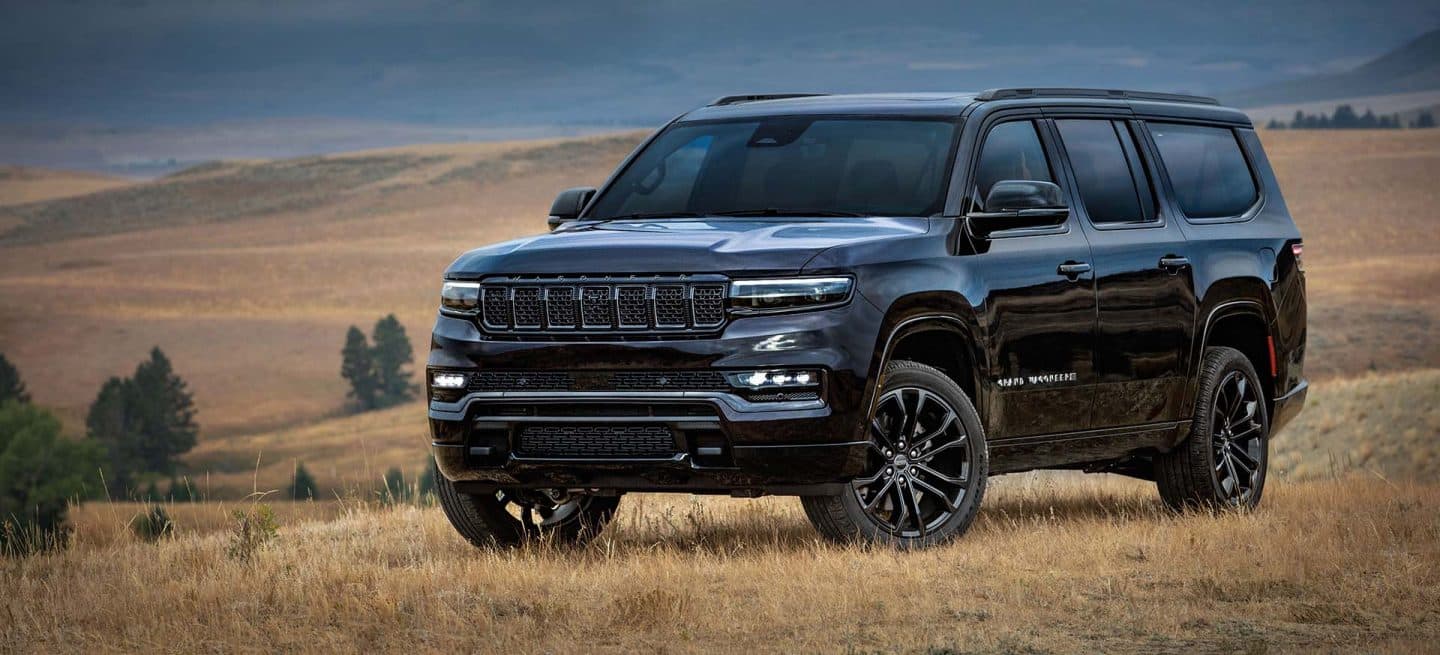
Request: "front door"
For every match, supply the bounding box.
[968,117,1098,438]
[1051,117,1197,428]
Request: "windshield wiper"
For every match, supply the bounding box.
[709,208,868,218]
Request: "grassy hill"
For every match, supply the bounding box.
[0,165,133,207]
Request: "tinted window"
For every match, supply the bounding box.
[972,121,1052,209]
[1056,119,1155,225]
[1149,123,1258,218]
[588,118,956,218]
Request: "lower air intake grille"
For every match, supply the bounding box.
[517,425,677,458]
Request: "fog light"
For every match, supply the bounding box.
[725,369,821,389]
[431,372,468,389]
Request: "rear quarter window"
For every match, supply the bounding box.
[1149,123,1258,219]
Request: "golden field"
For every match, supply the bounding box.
[1,129,1439,653]
[5,475,1439,653]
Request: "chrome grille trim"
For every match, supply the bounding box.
[478,275,728,336]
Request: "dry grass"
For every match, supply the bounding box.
[1274,368,1440,481]
[6,474,1437,654]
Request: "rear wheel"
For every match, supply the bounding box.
[435,464,619,547]
[1156,346,1270,510]
[802,360,988,547]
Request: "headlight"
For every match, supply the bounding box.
[431,371,468,389]
[729,277,853,313]
[440,281,480,314]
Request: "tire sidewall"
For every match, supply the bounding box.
[1195,349,1270,508]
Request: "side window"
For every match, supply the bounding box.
[1149,123,1258,218]
[972,120,1053,209]
[1055,119,1156,225]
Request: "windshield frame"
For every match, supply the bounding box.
[581,113,965,221]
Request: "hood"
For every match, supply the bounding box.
[446,217,931,278]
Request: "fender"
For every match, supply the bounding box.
[1181,296,1274,417]
[861,309,986,434]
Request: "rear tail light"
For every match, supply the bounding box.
[1291,242,1304,272]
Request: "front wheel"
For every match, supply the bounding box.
[435,464,620,547]
[802,360,988,548]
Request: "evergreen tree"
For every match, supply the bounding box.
[1265,118,1285,130]
[371,315,417,407]
[85,348,199,495]
[1331,104,1359,128]
[1359,108,1378,128]
[1291,110,1305,129]
[340,326,378,411]
[289,462,319,500]
[1,401,102,552]
[0,354,28,405]
[1415,111,1437,129]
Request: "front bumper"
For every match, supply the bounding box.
[426,298,884,494]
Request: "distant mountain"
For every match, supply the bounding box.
[1225,28,1440,108]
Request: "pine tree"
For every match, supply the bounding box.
[86,348,199,496]
[289,462,319,500]
[129,348,198,474]
[1415,111,1437,129]
[1359,108,1378,129]
[340,326,378,411]
[0,354,28,404]
[1331,104,1359,128]
[1291,110,1305,129]
[371,314,417,407]
[1265,118,1285,130]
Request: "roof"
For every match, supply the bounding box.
[680,89,1250,125]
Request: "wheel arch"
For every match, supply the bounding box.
[865,296,986,426]
[1190,293,1278,419]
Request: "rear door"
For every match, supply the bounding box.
[1049,116,1197,429]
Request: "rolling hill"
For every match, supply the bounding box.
[1225,27,1440,109]
[0,165,133,206]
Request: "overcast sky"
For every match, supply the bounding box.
[3,0,1438,128]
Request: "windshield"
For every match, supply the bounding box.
[587,117,957,219]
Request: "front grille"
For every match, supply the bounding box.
[518,424,677,458]
[469,370,728,393]
[479,276,727,335]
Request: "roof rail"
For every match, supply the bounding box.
[710,93,829,106]
[975,88,1219,106]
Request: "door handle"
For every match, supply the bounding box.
[1057,261,1092,279]
[1159,255,1191,273]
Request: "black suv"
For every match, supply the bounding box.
[427,88,1307,547]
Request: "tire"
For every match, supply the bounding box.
[1156,346,1270,511]
[434,462,620,547]
[802,360,988,548]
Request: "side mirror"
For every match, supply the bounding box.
[547,186,597,231]
[965,180,1069,238]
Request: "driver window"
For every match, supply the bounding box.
[973,121,1053,210]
